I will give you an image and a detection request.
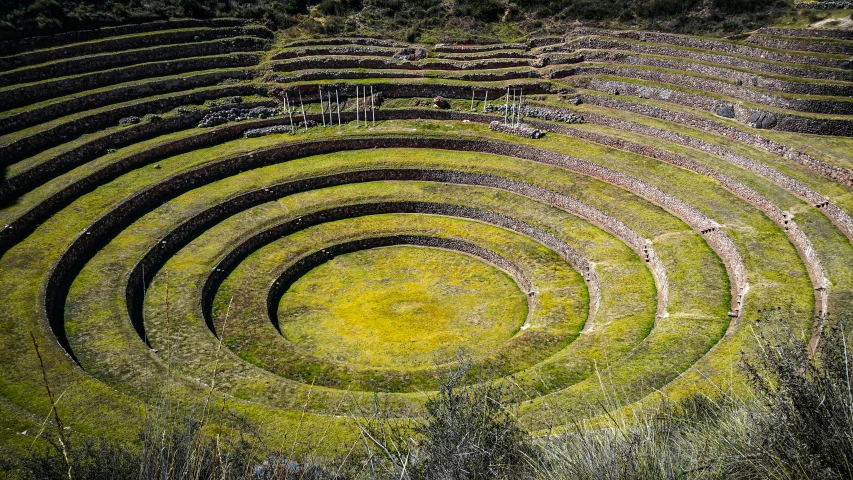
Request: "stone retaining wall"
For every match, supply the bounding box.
[431,50,537,60]
[0,53,261,110]
[29,136,720,358]
[272,45,399,60]
[528,36,565,48]
[746,34,853,56]
[52,164,611,362]
[182,192,606,337]
[581,93,853,187]
[40,136,744,363]
[569,50,853,97]
[527,114,829,315]
[433,43,526,53]
[0,70,253,136]
[0,18,248,56]
[277,82,551,103]
[1,26,272,71]
[758,27,853,41]
[278,68,541,84]
[794,2,853,9]
[583,78,853,136]
[272,56,532,73]
[0,112,200,202]
[264,234,537,325]
[284,37,404,48]
[570,28,847,69]
[561,65,853,115]
[555,36,853,82]
[489,121,545,138]
[0,83,260,164]
[0,37,267,87]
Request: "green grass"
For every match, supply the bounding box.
[566,48,853,87]
[0,65,258,120]
[569,74,853,120]
[35,128,720,420]
[213,208,587,391]
[581,35,853,73]
[565,62,853,103]
[278,246,528,369]
[2,20,853,455]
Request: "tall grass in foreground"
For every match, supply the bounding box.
[3,315,853,479]
[531,318,853,480]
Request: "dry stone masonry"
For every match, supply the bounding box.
[3,19,853,442]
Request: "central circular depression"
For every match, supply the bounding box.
[277,245,528,369]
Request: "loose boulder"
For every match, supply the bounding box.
[712,103,735,118]
[748,111,778,129]
[433,96,449,109]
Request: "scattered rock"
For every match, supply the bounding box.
[489,120,546,139]
[119,116,141,126]
[433,96,449,109]
[371,91,384,107]
[564,95,583,105]
[486,104,584,124]
[198,106,280,128]
[712,103,735,118]
[245,125,293,137]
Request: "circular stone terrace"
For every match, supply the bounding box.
[0,21,852,452]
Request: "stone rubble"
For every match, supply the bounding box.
[198,106,280,127]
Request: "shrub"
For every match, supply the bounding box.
[354,355,537,480]
[454,0,505,23]
[735,319,853,478]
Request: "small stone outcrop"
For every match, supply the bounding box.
[748,111,778,129]
[393,47,427,61]
[119,116,141,126]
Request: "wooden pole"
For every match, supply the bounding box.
[336,90,341,126]
[370,86,375,127]
[504,87,509,124]
[319,86,325,127]
[299,92,307,131]
[363,86,368,128]
[482,90,488,113]
[511,89,516,126]
[355,85,359,127]
[516,90,524,126]
[328,91,333,126]
[470,88,475,111]
[286,93,294,134]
